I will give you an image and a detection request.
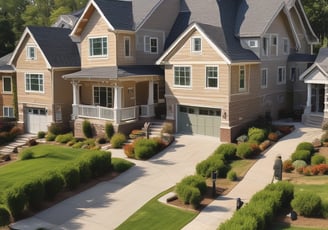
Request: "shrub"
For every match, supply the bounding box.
[72,141,84,149]
[296,142,315,154]
[37,131,46,139]
[236,142,254,159]
[19,149,34,160]
[248,127,266,143]
[292,160,307,173]
[123,143,134,158]
[82,120,93,138]
[219,212,258,230]
[267,132,278,142]
[291,191,322,217]
[55,133,74,144]
[75,159,92,183]
[291,150,311,163]
[259,140,271,152]
[96,136,108,144]
[22,179,45,209]
[60,166,80,190]
[26,138,38,146]
[0,206,10,226]
[105,122,115,140]
[321,131,328,142]
[42,171,65,201]
[214,143,237,161]
[45,132,56,141]
[110,133,126,148]
[322,201,328,218]
[236,134,248,143]
[161,122,174,134]
[84,151,111,178]
[283,159,294,173]
[227,170,237,181]
[4,186,27,218]
[311,154,326,165]
[48,122,70,135]
[196,155,229,178]
[265,181,294,208]
[134,138,159,160]
[111,158,134,173]
[179,175,207,195]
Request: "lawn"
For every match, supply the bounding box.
[293,175,328,202]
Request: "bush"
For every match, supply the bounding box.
[72,141,84,149]
[214,143,237,161]
[84,151,112,178]
[196,155,230,178]
[236,134,248,143]
[311,154,326,165]
[267,132,278,142]
[179,175,207,195]
[123,143,134,158]
[292,160,307,173]
[161,122,173,134]
[111,158,134,173]
[283,159,294,173]
[19,149,34,160]
[248,127,266,143]
[227,170,237,181]
[82,120,93,138]
[45,132,56,141]
[0,206,10,226]
[322,201,328,218]
[110,133,126,148]
[291,150,311,164]
[22,179,45,209]
[55,133,74,144]
[265,181,294,208]
[259,140,271,152]
[42,171,65,201]
[105,122,115,140]
[236,142,254,159]
[321,131,328,142]
[134,138,159,160]
[4,186,27,218]
[296,142,315,154]
[37,131,46,139]
[97,136,108,144]
[291,191,322,217]
[75,159,92,183]
[48,122,71,135]
[60,166,80,190]
[219,212,258,230]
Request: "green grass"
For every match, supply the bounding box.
[116,188,197,230]
[293,175,328,202]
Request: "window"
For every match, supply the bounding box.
[239,66,246,91]
[283,38,289,54]
[261,68,268,88]
[3,106,14,118]
[271,34,278,56]
[206,66,218,88]
[191,37,202,52]
[144,36,158,54]
[27,46,36,60]
[2,76,12,93]
[262,36,269,56]
[93,87,113,107]
[277,66,286,84]
[290,67,297,82]
[89,37,108,57]
[124,36,131,57]
[25,73,44,92]
[174,66,191,87]
[248,40,258,48]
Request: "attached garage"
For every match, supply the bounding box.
[26,108,48,133]
[177,105,221,137]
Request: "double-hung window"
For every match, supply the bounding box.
[144,36,158,54]
[93,86,113,107]
[2,76,12,93]
[277,66,286,84]
[25,73,44,93]
[239,66,246,91]
[261,68,268,88]
[89,37,108,57]
[174,66,191,87]
[27,46,36,60]
[3,106,14,118]
[283,38,289,55]
[206,66,218,88]
[271,34,278,56]
[191,37,202,52]
[124,36,131,57]
[262,36,269,56]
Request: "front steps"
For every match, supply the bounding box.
[302,113,324,128]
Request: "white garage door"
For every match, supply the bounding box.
[178,105,221,137]
[26,108,48,133]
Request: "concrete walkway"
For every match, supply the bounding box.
[10,123,323,230]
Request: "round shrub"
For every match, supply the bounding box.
[291,191,322,217]
[214,143,237,160]
[0,206,10,226]
[322,201,328,218]
[291,150,311,163]
[267,132,278,142]
[75,159,92,183]
[179,175,207,195]
[55,133,74,144]
[42,171,65,201]
[311,154,326,165]
[175,176,204,208]
[72,141,84,149]
[283,159,294,173]
[227,170,237,181]
[123,143,134,158]
[134,138,159,160]
[321,131,328,142]
[236,142,254,159]
[110,133,126,148]
[19,149,34,160]
[240,202,273,230]
[189,187,202,208]
[60,166,80,190]
[82,120,93,138]
[265,181,294,208]
[4,186,27,218]
[248,127,266,143]
[22,179,45,209]
[250,190,282,214]
[196,156,229,178]
[37,131,46,139]
[45,132,56,141]
[105,122,115,140]
[292,160,307,173]
[296,142,315,154]
[111,158,134,173]
[85,151,112,177]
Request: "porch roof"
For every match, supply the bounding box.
[62,65,164,80]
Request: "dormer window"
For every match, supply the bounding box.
[144,36,158,54]
[89,36,108,57]
[248,40,258,48]
[191,37,202,52]
[27,46,36,60]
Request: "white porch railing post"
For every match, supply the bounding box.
[148,80,155,117]
[71,81,80,119]
[304,84,312,113]
[114,86,122,124]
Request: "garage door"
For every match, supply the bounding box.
[26,108,48,133]
[178,105,221,137]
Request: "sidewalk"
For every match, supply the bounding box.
[182,123,323,230]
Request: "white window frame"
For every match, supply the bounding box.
[88,36,108,57]
[261,68,268,88]
[239,65,246,91]
[25,73,44,93]
[283,38,289,55]
[248,40,258,48]
[3,106,14,118]
[150,37,158,54]
[173,65,192,87]
[271,34,278,56]
[124,36,131,57]
[205,65,219,88]
[277,66,286,85]
[262,36,269,56]
[2,76,12,93]
[26,45,36,60]
[191,36,202,52]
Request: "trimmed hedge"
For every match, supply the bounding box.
[110,133,126,148]
[196,155,230,178]
[42,171,65,201]
[248,127,267,143]
[0,206,10,226]
[291,191,322,217]
[4,186,27,218]
[75,159,92,183]
[291,150,311,164]
[111,158,134,173]
[19,149,34,160]
[214,143,237,161]
[60,166,80,190]
[55,133,74,144]
[22,179,45,209]
[134,138,160,160]
[296,142,315,154]
[82,151,112,178]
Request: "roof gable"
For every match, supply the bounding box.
[300,48,328,82]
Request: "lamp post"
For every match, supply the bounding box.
[211,170,217,197]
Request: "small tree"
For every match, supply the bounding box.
[105,122,115,140]
[82,120,93,138]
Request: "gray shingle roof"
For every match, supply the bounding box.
[0,53,14,72]
[288,53,316,63]
[28,26,80,67]
[314,48,328,73]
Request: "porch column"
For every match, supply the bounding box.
[325,85,328,112]
[304,83,312,114]
[113,86,122,124]
[147,80,155,117]
[71,81,80,119]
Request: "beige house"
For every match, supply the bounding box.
[157,0,318,142]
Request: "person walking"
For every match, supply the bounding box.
[273,155,283,182]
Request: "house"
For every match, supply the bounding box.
[7,26,80,133]
[156,0,318,141]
